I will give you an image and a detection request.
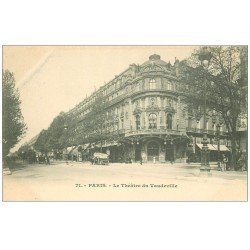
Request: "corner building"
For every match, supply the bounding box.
[66,54,229,163]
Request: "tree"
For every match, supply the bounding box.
[31,112,69,155]
[178,46,247,170]
[2,70,27,159]
[45,112,67,150]
[79,92,108,150]
[34,129,49,154]
[90,92,107,150]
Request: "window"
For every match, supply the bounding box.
[188,117,192,128]
[206,121,209,130]
[167,82,170,90]
[160,98,164,107]
[121,117,124,129]
[161,81,164,89]
[197,120,201,129]
[150,97,156,107]
[135,100,139,108]
[149,79,156,89]
[220,125,223,132]
[149,113,157,129]
[160,116,163,124]
[167,114,172,129]
[136,115,140,130]
[168,99,172,107]
[142,98,145,108]
[213,124,216,131]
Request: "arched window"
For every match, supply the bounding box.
[149,113,157,129]
[160,116,163,124]
[167,114,172,129]
[149,79,156,89]
[135,115,140,130]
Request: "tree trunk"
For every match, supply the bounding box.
[230,134,239,171]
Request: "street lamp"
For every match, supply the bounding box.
[212,111,224,170]
[198,47,212,172]
[63,124,69,162]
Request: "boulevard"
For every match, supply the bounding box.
[3,161,247,201]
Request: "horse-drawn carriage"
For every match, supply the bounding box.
[91,152,109,165]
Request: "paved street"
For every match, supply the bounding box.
[3,161,247,201]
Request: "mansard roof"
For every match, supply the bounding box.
[141,54,170,68]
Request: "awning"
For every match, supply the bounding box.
[67,146,74,152]
[196,143,203,149]
[196,143,217,151]
[212,144,230,151]
[63,146,74,154]
[103,141,118,147]
[207,144,216,151]
[67,146,78,154]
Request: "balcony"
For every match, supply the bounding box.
[186,127,228,136]
[106,88,179,108]
[124,128,183,137]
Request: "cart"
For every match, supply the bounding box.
[92,152,109,165]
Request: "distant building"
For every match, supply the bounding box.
[61,54,233,163]
[237,115,247,153]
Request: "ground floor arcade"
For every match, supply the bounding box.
[94,135,189,163]
[64,134,232,164]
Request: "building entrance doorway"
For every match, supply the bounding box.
[135,144,141,161]
[147,141,159,161]
[165,146,174,162]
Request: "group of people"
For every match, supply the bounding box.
[219,152,247,171]
[37,155,50,165]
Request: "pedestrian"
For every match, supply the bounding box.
[222,154,228,171]
[140,155,143,165]
[170,154,174,165]
[238,153,246,171]
[129,157,132,164]
[45,155,50,165]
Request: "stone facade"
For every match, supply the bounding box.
[65,54,230,163]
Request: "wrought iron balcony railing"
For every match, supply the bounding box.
[124,128,183,137]
[186,127,228,136]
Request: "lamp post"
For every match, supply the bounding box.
[63,124,68,162]
[164,135,174,163]
[216,124,221,170]
[165,136,174,164]
[212,111,224,170]
[198,47,212,172]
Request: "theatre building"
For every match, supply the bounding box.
[65,54,231,163]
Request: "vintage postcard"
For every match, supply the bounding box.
[2,45,248,201]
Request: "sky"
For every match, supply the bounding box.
[3,46,198,152]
